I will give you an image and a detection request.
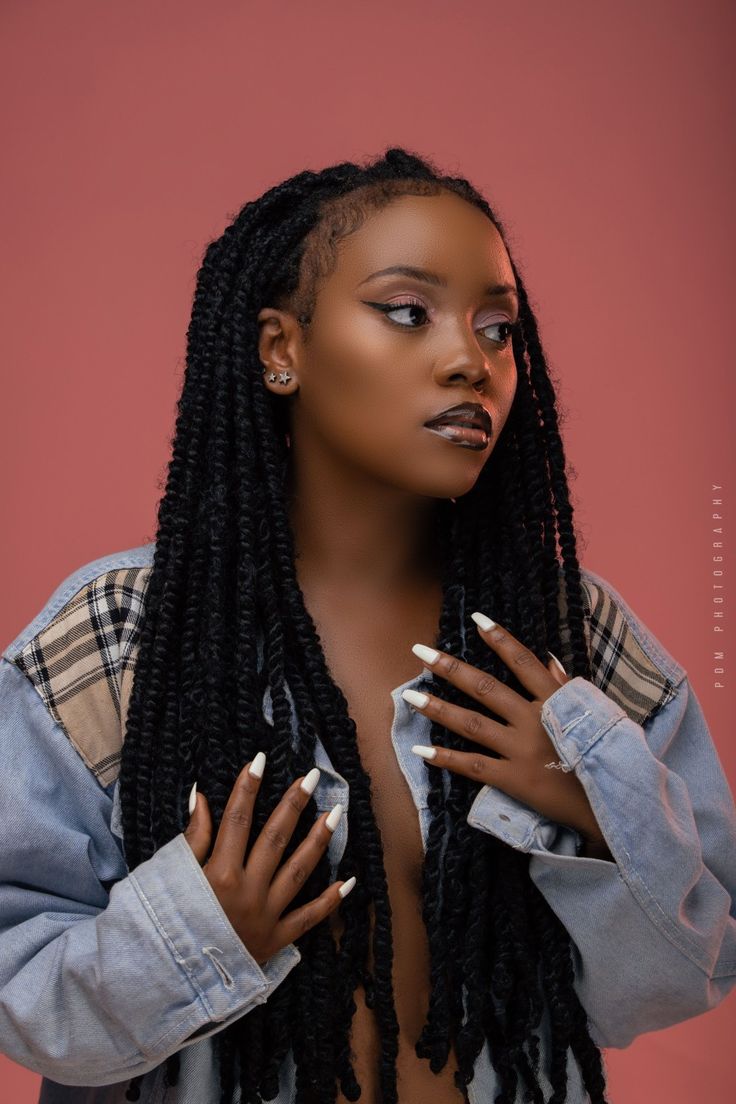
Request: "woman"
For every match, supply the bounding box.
[1,147,734,1104]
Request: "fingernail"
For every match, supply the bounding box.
[547,651,568,677]
[411,744,437,761]
[339,875,357,898]
[188,781,197,816]
[248,751,266,778]
[300,767,321,795]
[325,803,343,831]
[403,689,430,709]
[471,611,496,632]
[411,643,440,665]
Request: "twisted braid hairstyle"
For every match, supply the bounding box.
[120,146,608,1104]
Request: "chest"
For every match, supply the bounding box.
[303,584,443,884]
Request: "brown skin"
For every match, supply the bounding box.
[258,191,612,859]
[184,192,612,977]
[184,765,350,966]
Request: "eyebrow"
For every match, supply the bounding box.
[357,265,519,301]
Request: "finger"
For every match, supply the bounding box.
[268,802,344,917]
[245,768,321,896]
[183,785,213,865]
[411,642,526,726]
[469,614,561,700]
[547,652,570,686]
[274,875,357,946]
[411,742,514,789]
[402,686,515,758]
[208,755,266,873]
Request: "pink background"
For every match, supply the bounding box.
[1,1,734,1100]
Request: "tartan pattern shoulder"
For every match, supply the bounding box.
[7,553,685,789]
[9,564,152,788]
[557,565,684,729]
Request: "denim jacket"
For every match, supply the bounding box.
[1,542,735,1104]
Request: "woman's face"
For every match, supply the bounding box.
[259,190,519,500]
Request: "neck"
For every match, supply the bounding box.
[285,452,442,599]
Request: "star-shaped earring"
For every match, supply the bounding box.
[267,372,277,382]
[278,370,292,385]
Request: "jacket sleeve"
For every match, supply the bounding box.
[0,655,302,1087]
[467,670,736,1049]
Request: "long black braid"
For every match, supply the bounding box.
[120,147,608,1104]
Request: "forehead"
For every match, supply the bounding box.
[333,191,514,287]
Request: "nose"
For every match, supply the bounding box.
[431,325,491,392]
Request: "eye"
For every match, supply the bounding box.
[365,299,519,348]
[365,298,430,328]
[479,320,518,347]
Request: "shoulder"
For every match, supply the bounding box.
[558,564,686,728]
[2,542,156,787]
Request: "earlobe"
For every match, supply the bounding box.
[257,310,301,394]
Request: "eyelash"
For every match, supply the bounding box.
[367,299,519,347]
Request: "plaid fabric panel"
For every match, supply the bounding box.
[9,561,678,788]
[11,566,151,788]
[556,568,679,728]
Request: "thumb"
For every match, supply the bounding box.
[547,650,570,687]
[182,782,212,865]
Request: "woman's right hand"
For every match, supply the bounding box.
[183,754,355,966]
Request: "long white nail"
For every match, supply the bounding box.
[300,767,321,795]
[548,651,568,677]
[188,781,197,816]
[403,688,430,709]
[412,744,438,761]
[339,875,357,899]
[411,643,440,665]
[249,751,266,778]
[471,611,497,632]
[325,803,343,831]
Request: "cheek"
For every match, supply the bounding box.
[306,324,411,426]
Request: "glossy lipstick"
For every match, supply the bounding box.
[423,401,492,452]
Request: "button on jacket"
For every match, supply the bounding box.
[1,543,735,1104]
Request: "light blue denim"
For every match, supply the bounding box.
[1,545,735,1103]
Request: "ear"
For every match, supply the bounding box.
[257,308,301,394]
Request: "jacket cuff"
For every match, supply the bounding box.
[466,677,623,854]
[128,832,301,1048]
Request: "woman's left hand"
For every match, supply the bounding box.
[406,615,610,855]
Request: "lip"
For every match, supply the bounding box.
[423,401,493,437]
[424,423,489,451]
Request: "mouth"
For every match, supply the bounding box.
[423,402,492,452]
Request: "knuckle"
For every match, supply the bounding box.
[210,867,239,894]
[444,656,461,676]
[513,647,534,668]
[299,906,315,935]
[475,674,497,697]
[286,859,308,888]
[463,712,484,737]
[223,809,252,830]
[468,756,487,778]
[263,824,290,851]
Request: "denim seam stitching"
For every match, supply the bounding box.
[128,872,216,1023]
